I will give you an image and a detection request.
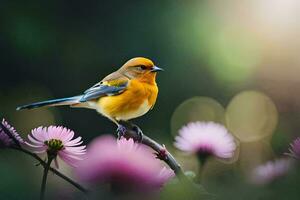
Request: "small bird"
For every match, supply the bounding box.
[17,57,163,139]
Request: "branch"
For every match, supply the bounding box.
[12,147,88,194]
[120,122,186,179]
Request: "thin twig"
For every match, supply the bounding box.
[142,135,184,175]
[120,122,186,179]
[12,147,88,193]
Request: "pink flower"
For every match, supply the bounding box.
[286,137,300,159]
[174,121,236,159]
[251,158,292,185]
[0,119,24,148]
[26,126,86,167]
[75,135,174,191]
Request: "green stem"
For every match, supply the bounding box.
[12,147,88,194]
[40,156,53,200]
[196,156,208,183]
[196,166,204,183]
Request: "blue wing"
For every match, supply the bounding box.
[79,81,128,102]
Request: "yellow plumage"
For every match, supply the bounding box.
[97,78,158,122]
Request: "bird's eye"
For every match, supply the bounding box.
[138,65,147,70]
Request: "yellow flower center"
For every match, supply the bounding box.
[44,139,64,152]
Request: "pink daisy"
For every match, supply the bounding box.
[75,135,174,192]
[26,126,86,167]
[0,119,24,148]
[174,121,236,160]
[251,158,292,185]
[285,137,300,159]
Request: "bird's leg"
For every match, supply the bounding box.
[128,122,144,143]
[116,123,127,139]
[116,120,144,142]
[131,124,144,143]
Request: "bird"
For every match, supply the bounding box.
[17,57,163,139]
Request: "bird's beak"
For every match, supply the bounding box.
[151,66,164,72]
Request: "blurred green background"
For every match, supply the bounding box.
[1,0,300,199]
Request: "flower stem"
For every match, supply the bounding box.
[196,164,205,183]
[196,155,208,183]
[40,156,53,200]
[11,147,88,194]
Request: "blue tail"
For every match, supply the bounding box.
[16,95,83,110]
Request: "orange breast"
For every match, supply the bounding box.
[96,79,158,121]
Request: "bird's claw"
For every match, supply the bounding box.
[132,125,144,143]
[116,121,143,142]
[116,125,127,139]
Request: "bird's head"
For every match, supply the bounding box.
[119,57,163,83]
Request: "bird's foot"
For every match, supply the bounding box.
[116,121,144,142]
[116,124,127,139]
[132,124,144,143]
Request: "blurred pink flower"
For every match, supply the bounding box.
[26,126,86,167]
[0,119,24,148]
[174,121,236,159]
[286,137,300,159]
[251,158,292,185]
[76,135,174,191]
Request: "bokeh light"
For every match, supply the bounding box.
[226,90,278,142]
[171,97,225,136]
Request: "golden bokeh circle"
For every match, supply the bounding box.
[225,90,278,142]
[171,96,225,136]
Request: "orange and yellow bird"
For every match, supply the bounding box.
[17,57,163,138]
